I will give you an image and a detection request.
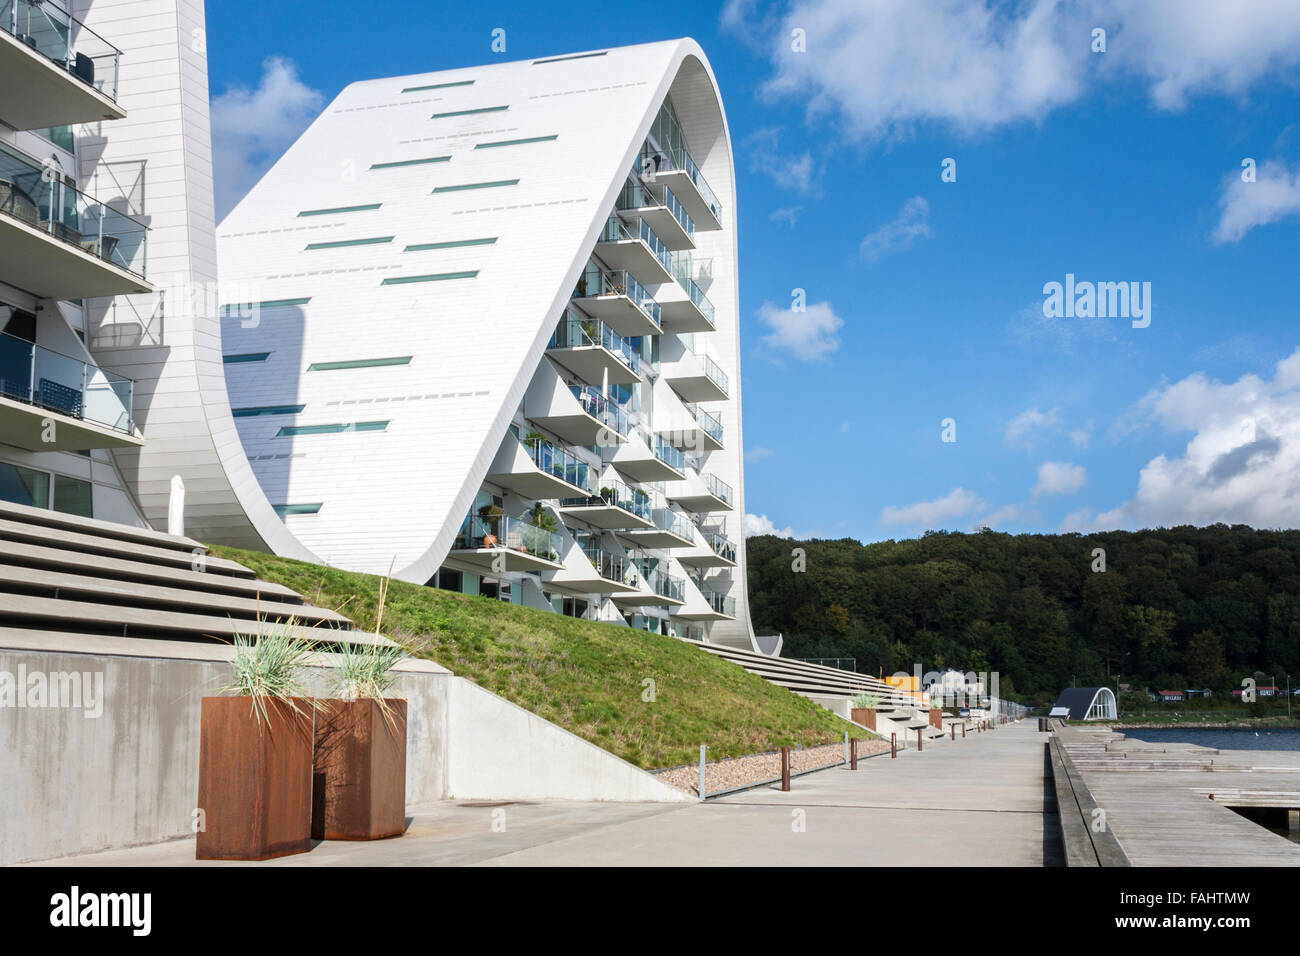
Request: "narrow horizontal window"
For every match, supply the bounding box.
[223,352,271,364]
[402,79,474,92]
[533,51,607,64]
[274,503,323,516]
[370,156,450,169]
[405,237,497,251]
[304,236,395,250]
[432,179,518,193]
[232,404,305,418]
[431,105,508,118]
[277,421,389,437]
[219,297,310,315]
[380,271,479,285]
[474,135,557,149]
[297,203,382,217]
[307,356,412,371]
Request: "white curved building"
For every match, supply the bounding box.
[215,40,759,650]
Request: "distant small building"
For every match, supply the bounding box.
[1052,687,1117,721]
[1184,688,1212,699]
[1258,686,1280,697]
[1157,690,1185,702]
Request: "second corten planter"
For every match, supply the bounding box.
[312,698,407,840]
[850,707,876,730]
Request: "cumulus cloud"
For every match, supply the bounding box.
[1212,160,1300,243]
[770,205,802,226]
[973,504,1039,531]
[745,512,796,537]
[1032,461,1087,496]
[757,300,844,362]
[881,487,985,528]
[1092,347,1300,529]
[860,196,931,262]
[1004,407,1061,445]
[746,446,775,462]
[745,128,820,193]
[211,57,325,221]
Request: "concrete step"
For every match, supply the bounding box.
[0,498,208,555]
[0,562,349,628]
[0,517,253,577]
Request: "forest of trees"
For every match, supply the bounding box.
[745,525,1300,702]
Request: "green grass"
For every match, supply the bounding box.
[210,546,878,769]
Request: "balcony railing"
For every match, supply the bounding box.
[550,310,639,375]
[455,513,562,563]
[574,265,661,328]
[618,178,695,239]
[703,472,733,505]
[2,0,122,101]
[600,214,673,275]
[632,561,686,602]
[569,384,629,437]
[641,145,722,225]
[706,531,737,563]
[700,354,729,395]
[581,544,630,584]
[689,404,724,445]
[0,141,147,277]
[0,331,133,433]
[652,433,686,472]
[670,256,716,328]
[563,478,651,522]
[650,507,694,540]
[525,434,595,493]
[703,590,736,616]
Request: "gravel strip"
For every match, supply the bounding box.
[653,739,891,796]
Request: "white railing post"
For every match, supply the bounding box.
[698,744,706,801]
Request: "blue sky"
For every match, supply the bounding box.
[207,0,1300,543]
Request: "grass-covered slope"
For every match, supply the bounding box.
[210,546,875,769]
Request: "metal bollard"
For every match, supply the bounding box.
[951,724,955,741]
[780,746,791,791]
[891,732,897,758]
[917,727,923,752]
[851,736,858,770]
[699,744,706,800]
[961,724,966,738]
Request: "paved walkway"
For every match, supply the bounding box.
[33,721,1058,867]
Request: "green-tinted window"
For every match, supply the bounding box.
[370,156,451,169]
[223,352,271,364]
[431,179,518,193]
[404,238,497,251]
[277,421,389,437]
[0,463,50,508]
[431,105,508,118]
[402,80,474,92]
[219,297,311,316]
[297,203,382,217]
[380,271,478,285]
[304,236,395,250]
[533,51,607,64]
[232,404,305,418]
[307,356,412,371]
[52,475,92,518]
[474,135,557,149]
[273,503,323,516]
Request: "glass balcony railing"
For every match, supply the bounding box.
[703,472,733,506]
[2,0,122,101]
[580,542,630,584]
[563,478,651,523]
[0,331,134,434]
[706,531,737,563]
[700,354,729,395]
[704,590,737,616]
[454,513,562,563]
[618,178,695,239]
[550,309,639,375]
[569,384,629,437]
[632,561,686,602]
[652,433,686,472]
[574,265,661,329]
[670,255,716,328]
[649,507,694,540]
[641,145,722,225]
[525,434,595,494]
[689,404,724,445]
[600,214,673,276]
[0,141,147,277]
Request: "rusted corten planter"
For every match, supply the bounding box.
[850,707,876,730]
[929,708,944,730]
[311,698,407,841]
[196,696,314,861]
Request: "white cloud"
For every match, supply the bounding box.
[1059,508,1095,533]
[770,205,802,226]
[860,196,931,262]
[211,57,325,222]
[1095,347,1300,529]
[1004,407,1060,445]
[881,486,985,528]
[1212,160,1300,243]
[1069,426,1093,449]
[1032,460,1087,497]
[746,446,775,462]
[745,512,796,537]
[757,300,844,362]
[744,128,819,193]
[973,504,1038,531]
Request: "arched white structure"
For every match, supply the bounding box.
[1054,686,1117,721]
[215,40,758,651]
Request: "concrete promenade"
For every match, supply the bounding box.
[32,720,1058,867]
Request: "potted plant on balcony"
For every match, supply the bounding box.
[196,622,316,860]
[476,503,503,548]
[850,692,880,730]
[525,502,561,561]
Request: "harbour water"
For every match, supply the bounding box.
[1122,726,1300,751]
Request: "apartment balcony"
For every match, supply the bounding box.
[677,530,738,569]
[612,563,686,608]
[667,471,733,513]
[663,344,729,403]
[657,263,716,334]
[610,430,686,483]
[447,513,565,574]
[486,431,595,500]
[615,179,694,251]
[618,506,696,550]
[661,403,723,454]
[0,0,125,128]
[641,145,723,231]
[558,479,653,531]
[673,588,737,621]
[546,309,640,386]
[524,360,629,447]
[594,214,674,286]
[0,331,140,450]
[572,265,662,338]
[547,540,641,595]
[0,142,150,298]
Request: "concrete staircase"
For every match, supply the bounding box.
[0,499,382,648]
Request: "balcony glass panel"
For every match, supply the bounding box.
[703,472,733,505]
[525,434,595,493]
[0,142,147,277]
[600,214,673,275]
[0,331,133,433]
[549,309,639,375]
[569,384,628,437]
[652,433,685,472]
[455,513,562,563]
[1,0,122,101]
[563,478,651,522]
[689,404,724,445]
[704,590,736,616]
[707,532,737,563]
[632,560,686,602]
[618,179,695,239]
[640,144,722,225]
[575,264,661,328]
[669,255,716,328]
